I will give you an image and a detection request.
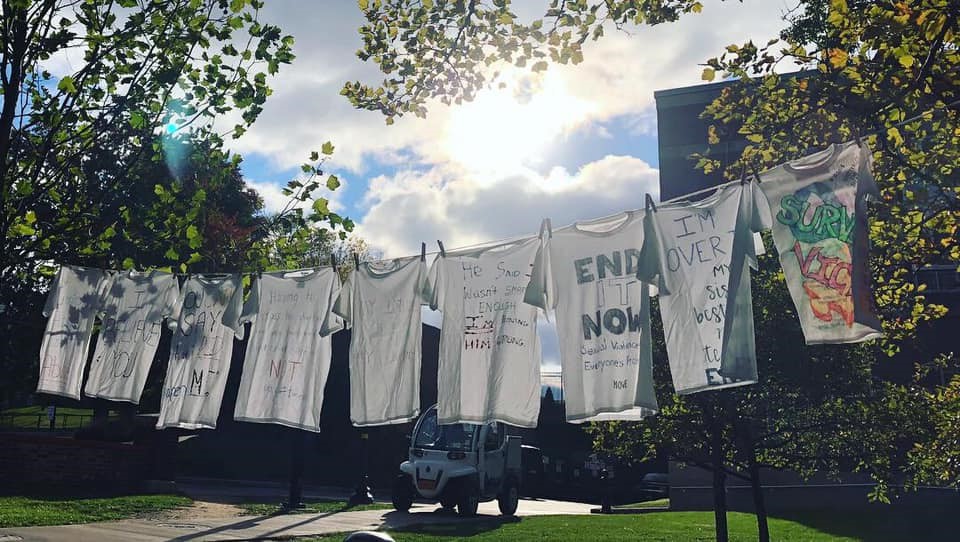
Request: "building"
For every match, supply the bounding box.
[654,78,960,511]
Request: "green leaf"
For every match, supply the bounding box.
[532,61,548,72]
[312,198,329,215]
[122,258,136,270]
[24,211,36,225]
[321,141,335,155]
[326,174,340,191]
[898,54,915,68]
[701,67,716,81]
[13,223,35,236]
[164,247,179,261]
[57,76,77,94]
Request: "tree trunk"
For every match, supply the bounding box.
[749,456,770,542]
[711,424,729,542]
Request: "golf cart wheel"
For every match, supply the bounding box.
[391,474,414,512]
[457,478,480,518]
[498,477,519,516]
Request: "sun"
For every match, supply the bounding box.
[442,71,594,176]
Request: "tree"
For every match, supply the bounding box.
[0,0,294,283]
[346,1,959,540]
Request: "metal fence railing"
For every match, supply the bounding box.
[0,413,98,431]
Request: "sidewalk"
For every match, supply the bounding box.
[0,498,594,541]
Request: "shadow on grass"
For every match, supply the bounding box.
[390,515,522,538]
[772,503,960,542]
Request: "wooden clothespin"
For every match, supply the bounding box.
[437,240,446,257]
[739,163,749,185]
[420,242,426,262]
[329,254,337,271]
[353,252,360,268]
[645,193,657,212]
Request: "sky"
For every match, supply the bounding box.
[220,0,793,370]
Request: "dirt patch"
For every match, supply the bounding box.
[147,500,245,520]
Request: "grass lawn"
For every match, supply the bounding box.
[0,494,192,528]
[298,506,959,541]
[237,499,392,516]
[0,406,114,430]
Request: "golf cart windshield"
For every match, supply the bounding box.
[413,408,477,452]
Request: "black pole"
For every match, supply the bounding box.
[284,429,306,511]
[348,430,375,506]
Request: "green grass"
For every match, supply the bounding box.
[0,494,192,528]
[0,406,115,429]
[236,499,392,516]
[299,507,959,541]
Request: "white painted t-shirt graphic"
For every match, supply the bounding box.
[85,270,181,404]
[641,182,772,394]
[234,269,343,432]
[38,266,114,400]
[427,238,542,428]
[333,256,427,427]
[524,212,659,423]
[157,275,245,430]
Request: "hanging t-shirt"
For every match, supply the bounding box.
[233,269,343,432]
[85,270,181,404]
[524,212,658,423]
[333,256,427,427]
[156,275,245,430]
[759,141,883,344]
[427,238,542,428]
[38,266,115,400]
[640,182,772,394]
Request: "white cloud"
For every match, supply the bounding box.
[222,0,790,177]
[355,154,659,258]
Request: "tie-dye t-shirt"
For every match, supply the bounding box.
[759,141,883,344]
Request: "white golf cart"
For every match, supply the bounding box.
[391,405,522,517]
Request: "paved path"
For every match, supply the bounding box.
[0,499,594,541]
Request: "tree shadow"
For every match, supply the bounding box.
[771,503,960,542]
[387,513,522,537]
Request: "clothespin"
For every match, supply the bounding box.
[329,254,337,270]
[739,163,749,185]
[644,193,657,212]
[420,242,426,262]
[353,252,360,268]
[539,218,552,239]
[437,240,446,257]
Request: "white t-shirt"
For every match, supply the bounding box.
[759,141,883,344]
[640,182,772,394]
[333,257,427,427]
[524,212,658,423]
[233,269,343,432]
[38,266,115,399]
[85,270,181,404]
[427,238,542,428]
[157,275,245,430]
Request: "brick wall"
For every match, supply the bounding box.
[0,433,148,491]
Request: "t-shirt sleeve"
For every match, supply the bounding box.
[858,143,881,201]
[638,210,670,296]
[240,277,261,326]
[331,272,353,325]
[425,256,444,311]
[221,275,246,339]
[43,267,64,318]
[523,239,555,311]
[320,271,345,337]
[162,274,182,320]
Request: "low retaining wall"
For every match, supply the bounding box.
[0,432,148,491]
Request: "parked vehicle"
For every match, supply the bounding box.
[391,405,522,517]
